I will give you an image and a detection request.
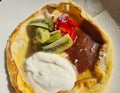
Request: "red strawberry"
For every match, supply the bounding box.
[67,17,78,27]
[58,23,69,33]
[58,14,69,23]
[67,27,74,35]
[70,32,76,41]
[53,13,78,41]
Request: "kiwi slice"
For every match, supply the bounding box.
[46,30,62,43]
[33,27,50,45]
[42,34,73,53]
[29,22,49,29]
[29,18,54,31]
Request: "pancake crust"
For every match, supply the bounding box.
[6,1,113,93]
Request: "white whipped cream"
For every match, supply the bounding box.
[25,52,76,93]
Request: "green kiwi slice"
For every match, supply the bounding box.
[46,30,62,43]
[42,34,73,53]
[33,27,50,45]
[29,18,54,31]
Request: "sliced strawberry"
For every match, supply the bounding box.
[70,32,76,41]
[58,23,69,33]
[58,14,69,23]
[67,17,78,27]
[67,27,74,35]
[53,13,78,41]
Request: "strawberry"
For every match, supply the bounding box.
[58,14,69,23]
[53,13,78,41]
[67,17,78,27]
[58,23,69,33]
[67,27,74,35]
[70,32,76,41]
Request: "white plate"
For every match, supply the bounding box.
[0,0,120,93]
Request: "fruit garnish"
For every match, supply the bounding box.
[54,14,78,41]
[33,27,50,45]
[58,23,69,33]
[67,17,78,27]
[58,14,69,23]
[28,14,78,52]
[42,34,73,53]
[46,30,62,43]
[29,18,54,31]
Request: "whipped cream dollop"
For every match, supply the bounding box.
[25,52,76,93]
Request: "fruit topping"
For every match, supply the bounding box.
[28,13,79,53]
[42,34,73,53]
[33,28,50,45]
[54,14,78,41]
[29,18,54,31]
[46,30,62,44]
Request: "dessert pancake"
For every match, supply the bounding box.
[6,1,113,93]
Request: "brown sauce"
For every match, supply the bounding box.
[66,27,100,73]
